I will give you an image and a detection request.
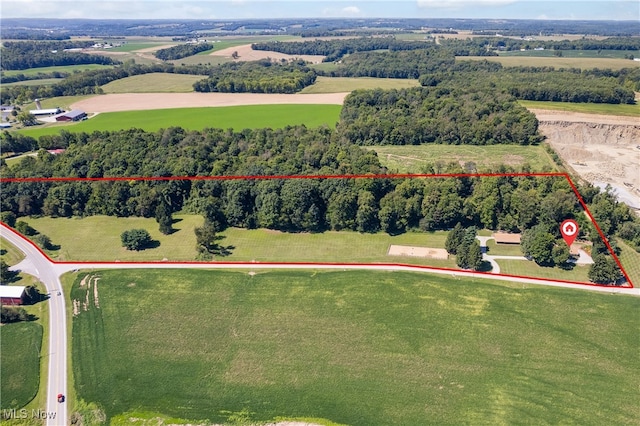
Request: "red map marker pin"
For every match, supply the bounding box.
[560,219,579,247]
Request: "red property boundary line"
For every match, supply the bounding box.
[0,172,632,288]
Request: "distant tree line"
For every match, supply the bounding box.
[338,87,542,145]
[252,37,432,62]
[154,43,214,61]
[0,41,119,71]
[192,60,317,94]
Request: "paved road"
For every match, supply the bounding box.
[2,226,67,426]
[2,223,638,425]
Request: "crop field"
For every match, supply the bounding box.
[2,78,65,87]
[22,95,94,112]
[71,268,640,425]
[617,239,640,287]
[0,322,43,410]
[101,73,208,93]
[299,76,420,94]
[2,64,114,77]
[17,104,342,138]
[520,100,640,117]
[500,49,640,59]
[369,144,556,173]
[457,56,640,70]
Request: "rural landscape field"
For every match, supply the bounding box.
[1,10,640,426]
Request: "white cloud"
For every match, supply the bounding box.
[342,6,361,15]
[417,0,518,8]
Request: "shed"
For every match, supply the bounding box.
[0,286,26,306]
[492,232,522,244]
[55,110,87,122]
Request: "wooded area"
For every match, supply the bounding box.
[0,41,119,71]
[154,43,214,61]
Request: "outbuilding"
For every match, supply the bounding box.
[29,108,61,116]
[492,232,522,244]
[0,286,26,306]
[55,110,87,122]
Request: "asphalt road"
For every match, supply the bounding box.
[2,223,638,426]
[2,225,67,426]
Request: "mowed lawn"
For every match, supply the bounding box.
[17,104,342,138]
[617,239,640,287]
[101,73,208,93]
[457,56,640,70]
[520,100,640,117]
[71,269,640,425]
[0,322,43,409]
[369,144,556,173]
[299,76,420,94]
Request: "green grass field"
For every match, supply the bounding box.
[520,100,640,117]
[616,239,640,287]
[299,76,420,94]
[101,73,208,93]
[1,236,26,265]
[17,104,342,138]
[0,322,43,410]
[457,56,640,70]
[369,144,557,173]
[499,259,590,282]
[21,95,94,112]
[71,268,640,425]
[2,78,65,87]
[2,64,115,77]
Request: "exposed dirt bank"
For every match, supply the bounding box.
[534,112,640,209]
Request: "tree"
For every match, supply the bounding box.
[1,306,32,323]
[23,285,45,304]
[521,226,556,266]
[1,211,16,227]
[33,234,53,250]
[588,254,623,285]
[16,111,38,126]
[155,201,173,235]
[15,221,36,236]
[194,219,218,259]
[356,191,379,233]
[456,240,483,270]
[552,243,571,266]
[121,229,153,251]
[0,260,18,284]
[445,222,465,254]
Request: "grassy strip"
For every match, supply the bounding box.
[2,78,65,87]
[498,259,590,282]
[21,95,94,112]
[616,238,640,287]
[2,64,114,77]
[299,76,420,94]
[101,73,208,93]
[1,236,26,265]
[71,269,640,425]
[499,49,640,59]
[368,144,556,173]
[519,100,640,117]
[17,104,342,138]
[0,322,43,410]
[457,55,640,70]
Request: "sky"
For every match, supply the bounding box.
[1,0,638,21]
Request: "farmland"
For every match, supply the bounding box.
[499,49,640,59]
[457,56,640,70]
[299,76,421,94]
[101,73,208,93]
[71,268,640,425]
[0,322,43,410]
[2,64,115,77]
[17,104,342,138]
[369,144,556,173]
[519,100,640,117]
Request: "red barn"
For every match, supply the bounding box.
[55,110,87,122]
[0,286,26,306]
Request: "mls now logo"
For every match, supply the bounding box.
[2,409,56,420]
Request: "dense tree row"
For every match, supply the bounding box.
[154,43,214,61]
[0,62,214,105]
[337,87,542,146]
[0,41,118,71]
[192,60,316,94]
[252,37,432,62]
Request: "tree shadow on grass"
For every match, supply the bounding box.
[477,260,493,273]
[212,235,234,257]
[145,239,161,250]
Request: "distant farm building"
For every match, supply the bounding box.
[55,110,87,122]
[0,286,26,306]
[492,232,522,244]
[29,108,61,116]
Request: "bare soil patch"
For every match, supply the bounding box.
[532,110,640,209]
[210,43,325,64]
[388,245,449,260]
[71,92,348,113]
